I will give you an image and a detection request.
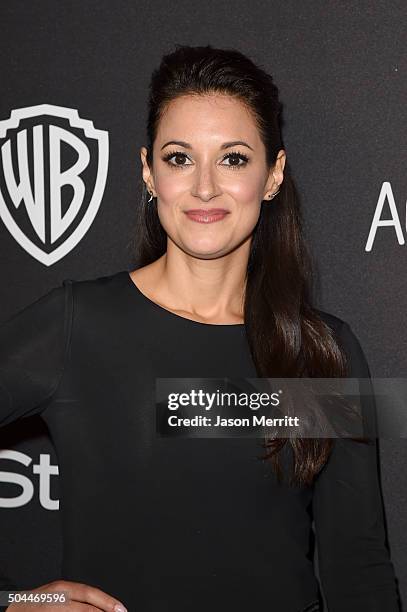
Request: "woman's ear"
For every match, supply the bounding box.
[275,148,286,175]
[271,148,286,186]
[263,149,286,200]
[140,146,156,195]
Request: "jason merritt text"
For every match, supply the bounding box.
[167,415,300,427]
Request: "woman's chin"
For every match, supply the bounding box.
[181,242,230,259]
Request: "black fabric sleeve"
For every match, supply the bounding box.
[312,321,400,611]
[0,280,73,427]
[0,281,72,610]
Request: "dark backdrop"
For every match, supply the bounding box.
[0,1,405,609]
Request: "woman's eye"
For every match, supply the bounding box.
[221,152,249,168]
[163,152,191,167]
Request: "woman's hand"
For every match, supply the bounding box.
[5,579,127,611]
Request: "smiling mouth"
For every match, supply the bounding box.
[184,209,230,224]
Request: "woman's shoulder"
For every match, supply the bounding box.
[65,268,126,293]
[314,308,372,379]
[314,307,346,334]
[63,269,129,309]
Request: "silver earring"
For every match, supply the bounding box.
[148,191,154,203]
[268,189,280,200]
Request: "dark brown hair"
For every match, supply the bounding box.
[130,44,366,487]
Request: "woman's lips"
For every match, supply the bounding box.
[184,209,230,224]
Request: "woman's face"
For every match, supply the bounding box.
[141,93,285,259]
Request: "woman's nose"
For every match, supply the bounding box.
[191,163,221,202]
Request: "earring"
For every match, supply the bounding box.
[148,191,154,203]
[267,189,280,200]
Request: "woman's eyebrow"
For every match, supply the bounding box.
[160,140,254,151]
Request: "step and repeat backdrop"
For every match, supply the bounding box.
[0,0,406,608]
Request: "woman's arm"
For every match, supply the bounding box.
[0,281,130,612]
[312,321,400,611]
[0,280,72,608]
[0,280,73,426]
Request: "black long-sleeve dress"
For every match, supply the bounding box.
[0,270,400,612]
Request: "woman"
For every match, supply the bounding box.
[0,45,400,612]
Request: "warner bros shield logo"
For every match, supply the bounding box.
[0,104,109,266]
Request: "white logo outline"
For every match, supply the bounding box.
[0,104,109,266]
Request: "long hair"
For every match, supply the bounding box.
[129,44,366,487]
